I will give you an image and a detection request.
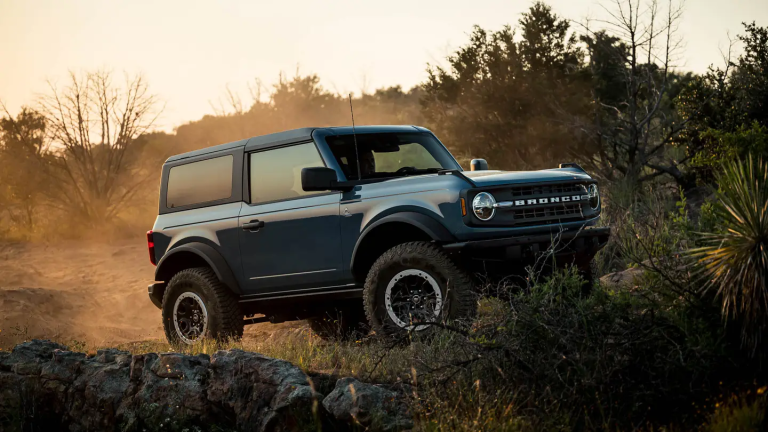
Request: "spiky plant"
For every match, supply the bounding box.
[692,156,768,348]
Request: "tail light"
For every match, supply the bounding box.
[147,230,157,266]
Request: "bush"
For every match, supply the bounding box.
[693,156,768,349]
[405,258,768,430]
[704,391,767,432]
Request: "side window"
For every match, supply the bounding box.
[167,155,233,208]
[249,142,326,204]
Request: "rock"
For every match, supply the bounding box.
[323,377,413,432]
[600,267,645,290]
[0,340,413,432]
[207,348,325,431]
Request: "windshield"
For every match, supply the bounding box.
[324,132,460,180]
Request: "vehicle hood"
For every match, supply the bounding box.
[463,169,592,187]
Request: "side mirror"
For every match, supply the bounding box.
[301,167,352,192]
[470,159,489,171]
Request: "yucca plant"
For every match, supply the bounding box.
[692,156,768,348]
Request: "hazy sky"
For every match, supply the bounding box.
[1,0,767,130]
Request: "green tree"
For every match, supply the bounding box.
[679,22,768,181]
[0,105,50,236]
[421,2,588,170]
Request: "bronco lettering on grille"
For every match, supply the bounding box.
[495,194,588,208]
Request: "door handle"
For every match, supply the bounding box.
[242,220,265,231]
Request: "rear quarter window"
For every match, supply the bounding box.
[166,155,233,208]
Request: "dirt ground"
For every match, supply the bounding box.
[0,240,297,348]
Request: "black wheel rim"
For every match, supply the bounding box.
[384,269,443,331]
[173,292,208,344]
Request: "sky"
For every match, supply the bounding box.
[1,0,767,131]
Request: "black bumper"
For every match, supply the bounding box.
[443,226,610,260]
[147,282,165,309]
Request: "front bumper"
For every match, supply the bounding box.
[443,226,610,260]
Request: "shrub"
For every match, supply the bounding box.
[693,156,768,349]
[405,258,768,430]
[704,391,767,432]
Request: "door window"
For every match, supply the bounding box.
[249,143,327,204]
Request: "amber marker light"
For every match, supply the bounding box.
[461,198,467,216]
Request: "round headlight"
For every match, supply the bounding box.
[472,192,496,220]
[588,184,600,210]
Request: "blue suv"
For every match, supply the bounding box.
[147,126,609,345]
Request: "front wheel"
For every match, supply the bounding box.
[363,242,476,337]
[162,267,244,346]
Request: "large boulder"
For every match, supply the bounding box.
[323,377,413,431]
[0,340,410,432]
[207,349,325,431]
[600,267,645,290]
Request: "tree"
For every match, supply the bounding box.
[37,70,161,221]
[679,22,768,180]
[575,0,699,188]
[421,2,589,170]
[172,72,424,156]
[0,105,50,234]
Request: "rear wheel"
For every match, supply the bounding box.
[162,267,244,346]
[363,242,476,337]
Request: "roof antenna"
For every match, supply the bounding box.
[348,93,362,181]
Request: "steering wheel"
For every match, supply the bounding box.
[396,166,417,174]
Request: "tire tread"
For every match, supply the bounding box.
[363,241,475,335]
[162,267,243,344]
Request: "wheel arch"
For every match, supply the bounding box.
[350,211,455,283]
[154,242,242,301]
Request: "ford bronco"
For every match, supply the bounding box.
[147,126,609,345]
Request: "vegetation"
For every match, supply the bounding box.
[694,156,768,349]
[1,0,768,430]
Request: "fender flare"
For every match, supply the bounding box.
[350,211,455,271]
[155,242,242,295]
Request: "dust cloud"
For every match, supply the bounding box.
[0,240,162,347]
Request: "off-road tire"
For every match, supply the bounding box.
[162,267,244,346]
[308,301,368,340]
[363,241,476,337]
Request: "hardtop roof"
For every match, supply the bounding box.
[164,125,429,163]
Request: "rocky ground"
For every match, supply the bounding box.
[0,339,412,432]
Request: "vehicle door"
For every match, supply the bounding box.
[238,141,345,295]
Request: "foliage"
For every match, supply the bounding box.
[679,22,768,183]
[575,0,701,188]
[421,2,589,170]
[691,122,768,179]
[693,156,768,349]
[703,391,767,432]
[0,107,50,239]
[413,271,741,429]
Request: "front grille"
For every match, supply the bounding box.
[471,182,593,227]
[512,203,583,226]
[513,203,582,220]
[508,184,585,197]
